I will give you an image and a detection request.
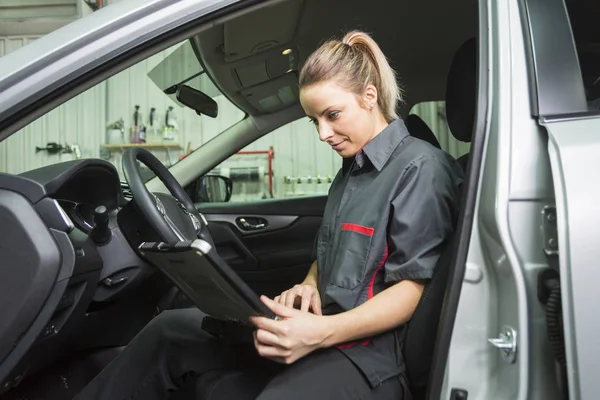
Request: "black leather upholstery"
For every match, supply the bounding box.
[445,38,477,143]
[405,114,441,149]
[402,39,477,399]
[403,235,456,400]
[445,38,477,171]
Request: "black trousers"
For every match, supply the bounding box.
[74,308,407,400]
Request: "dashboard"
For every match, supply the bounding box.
[19,159,125,223]
[0,159,171,393]
[58,199,101,232]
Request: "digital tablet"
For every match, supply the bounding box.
[138,239,276,325]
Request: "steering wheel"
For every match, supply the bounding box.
[122,147,213,246]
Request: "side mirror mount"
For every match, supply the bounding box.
[175,85,218,118]
[192,175,232,203]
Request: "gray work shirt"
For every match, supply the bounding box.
[315,119,463,387]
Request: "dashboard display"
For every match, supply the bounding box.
[57,200,96,232]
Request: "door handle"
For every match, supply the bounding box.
[237,217,267,231]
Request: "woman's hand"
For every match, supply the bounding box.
[250,296,332,364]
[274,284,322,315]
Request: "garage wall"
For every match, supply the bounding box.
[0,35,107,175]
[102,47,246,174]
[104,46,340,199]
[0,34,340,199]
[0,2,467,201]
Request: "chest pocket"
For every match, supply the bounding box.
[328,223,374,290]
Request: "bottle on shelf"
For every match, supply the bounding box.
[162,106,178,141]
[147,107,160,143]
[130,105,146,143]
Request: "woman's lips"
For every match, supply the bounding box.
[331,140,346,150]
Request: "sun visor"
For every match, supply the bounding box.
[240,72,299,113]
[222,0,302,62]
[148,42,203,93]
[148,41,221,106]
[234,46,298,88]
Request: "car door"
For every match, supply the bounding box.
[191,118,340,298]
[198,196,326,298]
[530,0,600,398]
[440,1,566,399]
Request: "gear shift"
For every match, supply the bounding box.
[91,205,111,245]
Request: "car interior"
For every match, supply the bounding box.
[0,0,480,399]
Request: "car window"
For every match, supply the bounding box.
[409,101,470,159]
[200,101,470,204]
[203,118,342,203]
[0,39,245,178]
[565,0,600,109]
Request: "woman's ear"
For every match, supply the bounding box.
[362,85,378,110]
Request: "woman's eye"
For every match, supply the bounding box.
[308,118,318,126]
[328,111,339,120]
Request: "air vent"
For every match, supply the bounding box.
[120,182,132,201]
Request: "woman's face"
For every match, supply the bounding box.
[300,80,379,158]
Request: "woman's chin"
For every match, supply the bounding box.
[333,144,358,158]
[337,149,358,158]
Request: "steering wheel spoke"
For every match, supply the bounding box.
[122,147,213,245]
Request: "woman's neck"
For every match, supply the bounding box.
[368,113,391,142]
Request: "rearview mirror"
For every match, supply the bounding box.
[193,175,232,203]
[176,85,218,118]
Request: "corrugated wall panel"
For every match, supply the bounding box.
[1,31,464,201]
[0,35,38,56]
[103,46,246,177]
[0,34,107,175]
[218,118,340,200]
[0,84,107,175]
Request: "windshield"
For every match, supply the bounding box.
[0,40,245,180]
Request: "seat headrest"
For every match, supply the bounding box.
[445,38,477,143]
[405,114,441,149]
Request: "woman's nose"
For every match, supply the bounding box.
[318,123,334,142]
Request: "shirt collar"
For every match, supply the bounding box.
[342,119,409,173]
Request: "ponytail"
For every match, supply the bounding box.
[299,30,401,122]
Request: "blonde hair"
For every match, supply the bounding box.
[299,30,401,122]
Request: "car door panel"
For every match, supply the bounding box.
[205,214,299,237]
[197,195,327,216]
[197,196,326,297]
[542,116,600,400]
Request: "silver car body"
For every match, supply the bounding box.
[0,0,597,399]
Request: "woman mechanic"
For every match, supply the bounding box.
[75,30,464,400]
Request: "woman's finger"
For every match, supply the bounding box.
[311,293,323,315]
[285,290,299,309]
[260,296,297,320]
[255,343,291,359]
[255,328,281,347]
[300,289,313,312]
[279,291,288,306]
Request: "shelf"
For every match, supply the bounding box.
[102,143,183,151]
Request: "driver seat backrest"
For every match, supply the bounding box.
[445,38,478,172]
[402,38,477,399]
[404,114,441,149]
[402,233,457,400]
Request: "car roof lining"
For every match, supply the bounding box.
[192,0,478,117]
